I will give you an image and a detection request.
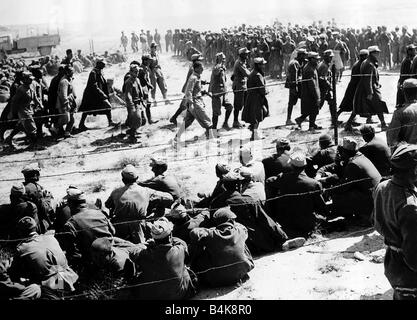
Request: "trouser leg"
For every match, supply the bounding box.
[224,108,232,125]
[105,110,112,124]
[212,115,218,129]
[79,113,88,128]
[287,103,294,121]
[65,112,75,133]
[309,113,317,128]
[150,73,157,99]
[377,113,386,125]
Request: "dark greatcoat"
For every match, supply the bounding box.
[224,191,288,255]
[396,56,414,108]
[338,58,363,112]
[266,170,328,238]
[78,68,110,115]
[353,56,389,117]
[130,237,197,300]
[300,61,320,116]
[189,221,254,287]
[242,69,268,125]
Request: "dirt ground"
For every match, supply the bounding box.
[0,51,397,300]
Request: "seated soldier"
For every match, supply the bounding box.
[196,162,230,208]
[305,134,337,178]
[262,138,293,179]
[54,185,102,235]
[240,167,266,201]
[105,165,150,244]
[21,163,55,234]
[58,188,115,270]
[329,137,382,226]
[129,217,197,300]
[2,183,39,239]
[359,125,391,177]
[90,237,146,277]
[8,217,78,298]
[189,207,254,287]
[239,146,265,184]
[211,172,290,255]
[266,152,329,238]
[138,158,183,201]
[0,260,42,300]
[166,202,210,243]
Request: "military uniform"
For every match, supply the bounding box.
[138,174,183,200]
[339,57,364,113]
[317,58,336,119]
[149,51,168,100]
[373,143,417,300]
[182,71,212,129]
[331,152,381,223]
[285,58,302,123]
[232,58,250,116]
[130,237,197,300]
[387,101,417,148]
[352,54,388,118]
[105,183,150,244]
[10,83,37,142]
[267,170,328,238]
[242,68,268,128]
[9,233,78,292]
[59,203,115,265]
[296,59,321,130]
[359,136,391,177]
[189,221,254,287]
[225,191,288,255]
[123,74,143,138]
[208,61,233,129]
[23,181,54,234]
[262,151,292,179]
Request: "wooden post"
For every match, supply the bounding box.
[331,64,338,145]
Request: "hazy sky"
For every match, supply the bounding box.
[1,0,417,31]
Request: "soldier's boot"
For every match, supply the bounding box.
[141,110,147,126]
[232,109,243,128]
[222,109,232,130]
[78,114,90,131]
[205,128,216,140]
[377,113,388,130]
[286,103,295,125]
[146,106,158,124]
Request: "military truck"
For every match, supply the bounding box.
[0,32,61,56]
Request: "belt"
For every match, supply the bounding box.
[388,245,403,253]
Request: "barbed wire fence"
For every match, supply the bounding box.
[0,57,397,300]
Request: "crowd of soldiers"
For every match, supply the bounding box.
[2,111,417,300]
[122,21,417,79]
[0,47,129,149]
[3,20,417,300]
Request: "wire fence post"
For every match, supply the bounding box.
[331,64,338,145]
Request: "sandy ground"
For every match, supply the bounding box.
[0,51,397,300]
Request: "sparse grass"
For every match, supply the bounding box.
[116,154,142,168]
[84,179,107,193]
[319,263,341,274]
